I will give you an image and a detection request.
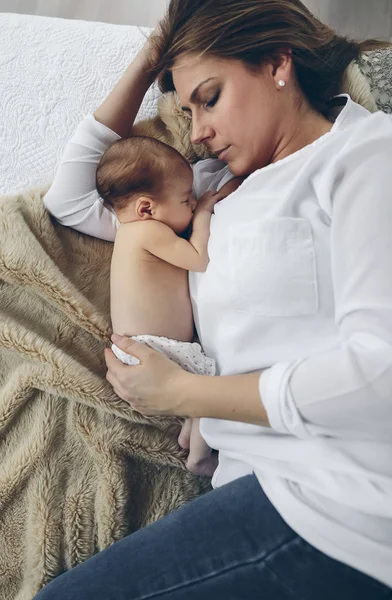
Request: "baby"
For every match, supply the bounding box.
[96,135,243,476]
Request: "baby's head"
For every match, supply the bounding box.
[96,136,197,233]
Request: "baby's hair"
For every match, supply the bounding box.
[96,136,191,212]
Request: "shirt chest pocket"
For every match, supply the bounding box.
[228,217,319,317]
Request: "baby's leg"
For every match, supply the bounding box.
[178,417,192,450]
[185,418,218,477]
[111,334,218,477]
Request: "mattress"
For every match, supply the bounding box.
[0,13,162,195]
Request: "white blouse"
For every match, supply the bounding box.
[43,95,392,588]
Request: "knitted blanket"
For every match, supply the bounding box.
[0,186,210,600]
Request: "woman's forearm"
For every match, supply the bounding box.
[94,47,155,138]
[177,370,270,427]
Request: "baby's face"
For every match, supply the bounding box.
[157,167,197,234]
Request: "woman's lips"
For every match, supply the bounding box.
[218,146,230,160]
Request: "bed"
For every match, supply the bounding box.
[0,11,391,600]
[0,12,162,196]
[1,12,391,199]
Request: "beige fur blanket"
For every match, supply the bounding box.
[0,186,210,600]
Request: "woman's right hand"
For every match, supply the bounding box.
[139,18,167,76]
[94,17,169,136]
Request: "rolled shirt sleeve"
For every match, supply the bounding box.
[260,119,392,442]
[192,159,234,197]
[43,114,233,242]
[43,114,121,242]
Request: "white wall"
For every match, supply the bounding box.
[304,0,392,41]
[0,0,168,27]
[1,0,391,38]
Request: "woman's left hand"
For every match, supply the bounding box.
[104,334,189,417]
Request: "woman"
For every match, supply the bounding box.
[36,0,392,598]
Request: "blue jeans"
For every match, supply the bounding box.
[34,474,391,600]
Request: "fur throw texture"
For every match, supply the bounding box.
[0,186,210,600]
[132,92,212,163]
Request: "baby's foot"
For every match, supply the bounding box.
[185,451,219,477]
[178,418,192,450]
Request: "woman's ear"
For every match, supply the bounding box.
[270,50,293,87]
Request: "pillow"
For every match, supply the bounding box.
[340,61,377,112]
[357,49,392,114]
[0,13,159,195]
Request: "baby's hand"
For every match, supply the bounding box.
[195,190,225,214]
[178,418,218,477]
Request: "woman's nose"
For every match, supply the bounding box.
[190,116,213,146]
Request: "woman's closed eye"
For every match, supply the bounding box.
[181,91,220,117]
[204,91,220,109]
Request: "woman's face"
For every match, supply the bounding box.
[172,53,292,176]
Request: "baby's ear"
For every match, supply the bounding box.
[136,197,155,219]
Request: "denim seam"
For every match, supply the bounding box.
[261,536,308,600]
[261,562,308,600]
[136,533,299,600]
[264,539,392,600]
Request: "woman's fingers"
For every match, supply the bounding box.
[103,335,187,417]
[104,347,136,403]
[105,347,119,372]
[110,335,148,362]
[105,338,151,383]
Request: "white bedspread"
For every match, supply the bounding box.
[0,13,162,195]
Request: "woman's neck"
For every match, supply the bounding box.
[272,106,333,165]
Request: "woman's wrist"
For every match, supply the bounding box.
[175,369,270,427]
[94,50,155,138]
[138,20,165,77]
[135,44,157,80]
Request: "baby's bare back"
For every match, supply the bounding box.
[110,228,195,342]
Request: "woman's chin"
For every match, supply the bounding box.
[227,159,249,178]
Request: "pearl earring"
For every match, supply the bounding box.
[278,80,286,87]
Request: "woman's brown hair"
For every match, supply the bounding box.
[151,0,391,116]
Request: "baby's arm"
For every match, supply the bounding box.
[135,178,246,271]
[133,190,223,272]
